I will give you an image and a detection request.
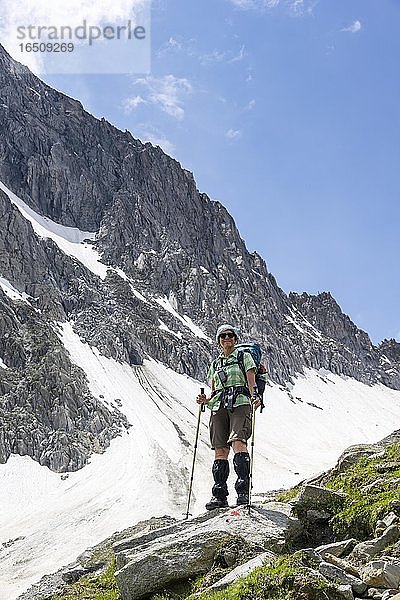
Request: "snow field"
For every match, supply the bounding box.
[1,322,400,599]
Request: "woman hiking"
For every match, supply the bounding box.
[197,324,261,510]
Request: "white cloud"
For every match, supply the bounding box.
[226,128,242,140]
[135,124,176,156]
[244,99,256,110]
[123,95,147,112]
[227,0,317,14]
[229,0,280,8]
[230,44,246,63]
[142,135,176,156]
[156,36,197,58]
[199,45,246,65]
[341,20,362,33]
[200,50,229,64]
[129,75,192,120]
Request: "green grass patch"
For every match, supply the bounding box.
[275,487,300,503]
[196,554,342,600]
[325,443,400,539]
[50,558,121,600]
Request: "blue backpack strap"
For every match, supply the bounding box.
[236,350,247,382]
[238,347,266,413]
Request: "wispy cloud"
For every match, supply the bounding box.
[341,20,362,33]
[156,36,197,58]
[243,99,256,111]
[200,50,229,64]
[200,44,247,65]
[230,45,246,63]
[127,75,193,120]
[123,95,147,112]
[227,0,317,14]
[226,128,242,140]
[134,124,176,156]
[229,0,279,8]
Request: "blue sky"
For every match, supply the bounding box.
[18,0,400,344]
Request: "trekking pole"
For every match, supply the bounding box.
[248,386,258,515]
[185,387,206,520]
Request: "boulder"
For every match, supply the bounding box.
[324,553,361,578]
[361,560,400,589]
[350,526,400,564]
[366,588,387,600]
[117,529,233,599]
[295,485,346,514]
[306,509,332,523]
[318,561,367,595]
[315,539,357,560]
[383,513,399,529]
[203,551,275,592]
[374,511,398,539]
[373,589,400,600]
[337,584,354,600]
[114,504,302,600]
[334,443,386,474]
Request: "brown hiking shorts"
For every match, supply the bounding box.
[209,404,252,449]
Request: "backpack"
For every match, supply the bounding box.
[235,342,267,407]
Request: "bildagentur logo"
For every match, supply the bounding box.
[16,20,147,47]
[2,0,151,75]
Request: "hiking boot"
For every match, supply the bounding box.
[205,459,229,511]
[233,452,250,504]
[236,493,249,506]
[205,496,229,510]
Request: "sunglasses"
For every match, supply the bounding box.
[219,332,235,339]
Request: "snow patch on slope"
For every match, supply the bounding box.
[0,180,108,279]
[287,306,323,342]
[158,319,183,339]
[155,296,212,342]
[0,276,31,303]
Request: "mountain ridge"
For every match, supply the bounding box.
[0,41,400,475]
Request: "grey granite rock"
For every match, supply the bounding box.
[203,551,275,593]
[361,559,400,589]
[337,584,354,600]
[319,561,367,595]
[315,540,358,560]
[114,504,303,599]
[350,526,400,565]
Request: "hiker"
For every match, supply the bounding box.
[197,324,262,510]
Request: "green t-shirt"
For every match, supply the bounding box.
[207,348,257,411]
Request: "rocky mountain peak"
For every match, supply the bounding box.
[1,49,400,473]
[378,338,400,363]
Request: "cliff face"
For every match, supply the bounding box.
[1,43,399,471]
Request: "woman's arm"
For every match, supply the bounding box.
[246,368,261,409]
[196,379,215,404]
